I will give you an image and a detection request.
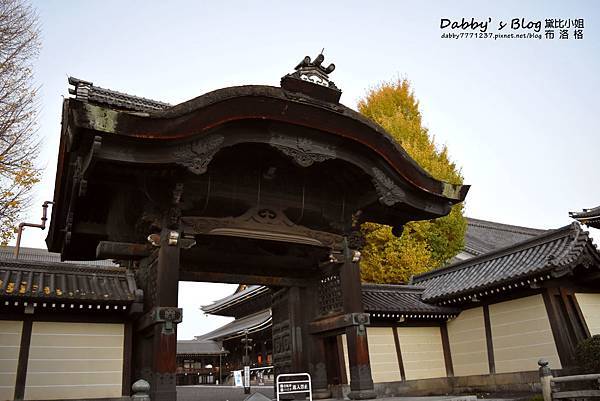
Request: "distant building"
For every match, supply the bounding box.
[570,206,600,229]
[176,340,227,385]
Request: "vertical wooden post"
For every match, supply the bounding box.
[538,359,553,401]
[440,322,454,377]
[483,304,496,374]
[14,317,33,400]
[133,227,182,401]
[302,284,332,399]
[339,244,376,400]
[392,326,406,382]
[151,228,181,401]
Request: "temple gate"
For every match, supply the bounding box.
[47,55,468,400]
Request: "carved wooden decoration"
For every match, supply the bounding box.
[269,135,336,167]
[371,167,406,206]
[173,135,224,175]
[181,207,343,249]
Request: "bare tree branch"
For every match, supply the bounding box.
[0,0,40,244]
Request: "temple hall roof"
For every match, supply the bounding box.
[196,309,272,342]
[412,223,600,304]
[463,217,547,257]
[177,339,227,356]
[570,206,600,229]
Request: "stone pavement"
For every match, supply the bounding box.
[176,386,527,401]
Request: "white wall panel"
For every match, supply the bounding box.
[25,322,124,400]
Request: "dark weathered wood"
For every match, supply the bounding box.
[392,326,406,382]
[97,241,151,259]
[440,322,454,377]
[482,304,496,374]
[308,313,370,334]
[542,289,576,367]
[14,317,33,400]
[551,373,600,383]
[570,292,592,339]
[552,390,600,399]
[179,270,308,287]
[336,335,348,385]
[339,253,376,399]
[121,322,133,396]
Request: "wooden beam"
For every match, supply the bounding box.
[14,317,33,400]
[97,241,151,260]
[392,326,406,381]
[308,313,369,334]
[122,321,133,396]
[440,322,454,377]
[179,270,308,287]
[483,304,496,374]
[542,288,576,367]
[337,335,348,385]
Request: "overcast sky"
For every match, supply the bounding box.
[16,0,600,339]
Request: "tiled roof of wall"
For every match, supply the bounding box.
[0,259,140,304]
[412,223,600,303]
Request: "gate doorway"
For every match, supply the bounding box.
[47,56,468,400]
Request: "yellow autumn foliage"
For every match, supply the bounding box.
[358,79,466,283]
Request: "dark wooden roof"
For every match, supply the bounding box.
[0,258,140,305]
[196,309,272,341]
[49,74,470,259]
[177,340,226,355]
[412,223,600,303]
[201,285,271,317]
[570,206,600,229]
[362,284,459,317]
[464,217,547,256]
[68,77,170,112]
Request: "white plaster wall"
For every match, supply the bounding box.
[446,307,489,376]
[25,322,124,400]
[396,326,446,380]
[575,293,600,335]
[366,327,401,383]
[0,320,22,401]
[489,295,561,373]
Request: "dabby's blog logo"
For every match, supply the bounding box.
[440,17,492,32]
[439,17,580,40]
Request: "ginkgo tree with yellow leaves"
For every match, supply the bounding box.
[358,79,466,284]
[0,0,41,245]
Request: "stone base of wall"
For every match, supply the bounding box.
[332,371,544,399]
[28,398,130,401]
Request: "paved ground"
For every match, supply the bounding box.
[177,386,525,401]
[177,385,273,401]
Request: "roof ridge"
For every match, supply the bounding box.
[68,76,170,111]
[466,217,547,236]
[362,283,423,292]
[201,285,268,313]
[414,223,580,283]
[0,258,128,276]
[91,85,170,107]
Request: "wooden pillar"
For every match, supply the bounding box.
[302,284,331,399]
[134,227,182,401]
[340,247,376,400]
